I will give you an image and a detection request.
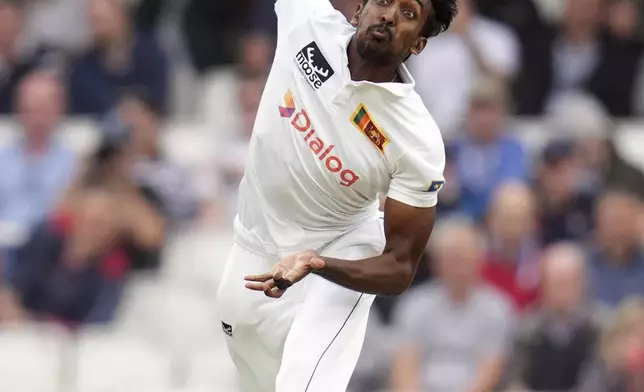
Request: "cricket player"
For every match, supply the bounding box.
[217,0,458,391]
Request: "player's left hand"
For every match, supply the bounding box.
[244,250,325,298]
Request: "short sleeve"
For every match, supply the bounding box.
[387,144,446,209]
[274,0,336,34]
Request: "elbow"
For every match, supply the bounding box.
[387,261,415,296]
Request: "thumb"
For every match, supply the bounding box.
[310,257,325,269]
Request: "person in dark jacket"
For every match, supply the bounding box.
[68,0,169,116]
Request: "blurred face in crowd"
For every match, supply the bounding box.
[0,2,22,57]
[539,154,581,205]
[596,191,642,259]
[487,183,537,249]
[73,189,120,255]
[467,98,506,143]
[433,223,484,292]
[540,244,587,316]
[607,0,638,39]
[564,0,602,32]
[118,96,159,156]
[90,0,129,44]
[238,76,266,138]
[17,73,65,146]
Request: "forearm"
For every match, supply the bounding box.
[314,252,416,296]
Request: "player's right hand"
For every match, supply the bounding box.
[244,250,325,298]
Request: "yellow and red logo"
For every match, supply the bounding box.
[351,104,389,153]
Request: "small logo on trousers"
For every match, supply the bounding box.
[222,321,233,337]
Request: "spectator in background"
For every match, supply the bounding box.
[0,186,127,327]
[577,298,644,392]
[475,0,545,39]
[68,0,168,116]
[536,139,595,246]
[390,218,514,392]
[548,93,644,199]
[451,79,528,221]
[407,0,519,136]
[483,182,540,312]
[507,243,602,392]
[184,0,272,75]
[0,72,76,241]
[0,1,52,114]
[589,190,644,308]
[515,0,643,117]
[606,0,640,41]
[115,88,199,228]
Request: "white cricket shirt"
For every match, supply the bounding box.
[234,0,446,257]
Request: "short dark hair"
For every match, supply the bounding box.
[361,0,457,38]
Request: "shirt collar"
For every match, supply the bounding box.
[339,30,416,98]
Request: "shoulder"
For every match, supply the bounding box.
[476,285,515,319]
[384,99,444,161]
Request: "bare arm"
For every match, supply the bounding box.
[390,345,422,392]
[468,355,508,392]
[245,198,436,297]
[313,198,435,296]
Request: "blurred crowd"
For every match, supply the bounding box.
[0,0,642,391]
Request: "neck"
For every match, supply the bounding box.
[347,38,399,83]
[446,283,473,304]
[24,136,50,155]
[563,24,597,45]
[603,245,636,265]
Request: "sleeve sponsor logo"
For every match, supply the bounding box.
[427,180,445,192]
[351,104,389,154]
[294,42,335,90]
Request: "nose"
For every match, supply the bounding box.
[380,6,396,25]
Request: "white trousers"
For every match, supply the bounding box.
[216,217,385,392]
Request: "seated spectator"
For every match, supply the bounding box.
[58,127,166,273]
[390,218,514,392]
[0,186,127,327]
[0,1,53,114]
[0,72,76,240]
[507,243,603,392]
[68,0,168,116]
[483,182,540,311]
[451,79,528,221]
[606,0,640,41]
[114,88,199,228]
[535,139,595,246]
[514,0,643,117]
[589,190,644,308]
[576,297,644,392]
[407,0,519,136]
[547,93,644,199]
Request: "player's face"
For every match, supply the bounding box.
[350,0,429,66]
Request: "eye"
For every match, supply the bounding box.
[402,9,416,18]
[374,0,388,4]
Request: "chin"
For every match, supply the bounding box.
[357,40,395,65]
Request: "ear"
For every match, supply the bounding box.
[350,3,364,27]
[409,36,427,56]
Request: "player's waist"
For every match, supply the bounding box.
[232,213,379,258]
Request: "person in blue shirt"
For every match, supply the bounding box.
[588,190,644,308]
[451,78,529,220]
[68,0,168,117]
[0,72,76,239]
